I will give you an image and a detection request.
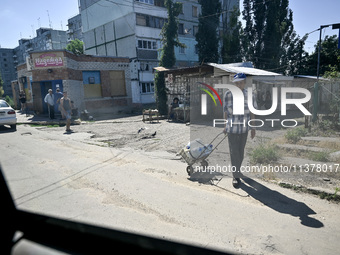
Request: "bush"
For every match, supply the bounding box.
[319,120,333,131]
[285,127,307,144]
[5,96,15,109]
[251,144,280,164]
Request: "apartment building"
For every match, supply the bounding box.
[80,0,205,104]
[67,14,83,42]
[13,28,68,66]
[0,48,17,96]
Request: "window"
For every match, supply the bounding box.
[178,23,184,35]
[136,0,154,4]
[138,40,143,48]
[192,6,198,17]
[140,82,154,94]
[136,13,166,29]
[154,0,165,7]
[83,71,102,98]
[193,25,199,36]
[136,14,147,26]
[195,44,198,54]
[179,46,185,54]
[137,39,158,50]
[110,71,126,96]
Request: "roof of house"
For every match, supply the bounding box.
[207,63,281,76]
[294,75,329,81]
[155,62,281,76]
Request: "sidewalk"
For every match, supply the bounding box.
[16,110,81,125]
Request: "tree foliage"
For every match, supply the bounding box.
[241,0,306,74]
[159,0,184,68]
[0,72,4,97]
[195,0,222,63]
[222,6,242,63]
[300,35,340,77]
[155,0,183,115]
[66,39,84,55]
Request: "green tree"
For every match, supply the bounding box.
[155,0,184,115]
[66,39,84,55]
[195,0,222,63]
[300,35,340,77]
[241,0,306,74]
[0,72,4,97]
[222,6,242,63]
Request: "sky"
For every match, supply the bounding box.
[0,0,339,53]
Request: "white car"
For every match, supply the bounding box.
[0,99,17,130]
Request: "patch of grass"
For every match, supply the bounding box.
[29,124,60,128]
[251,144,280,164]
[279,183,340,202]
[284,127,308,144]
[308,151,330,162]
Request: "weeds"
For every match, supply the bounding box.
[251,144,280,164]
[284,127,308,144]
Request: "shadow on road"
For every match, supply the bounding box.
[0,126,16,134]
[241,177,324,228]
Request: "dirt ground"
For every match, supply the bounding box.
[48,112,340,199]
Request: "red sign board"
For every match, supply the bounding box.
[34,53,63,68]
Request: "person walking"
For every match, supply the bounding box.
[60,91,72,132]
[19,91,26,112]
[44,89,55,119]
[224,73,256,188]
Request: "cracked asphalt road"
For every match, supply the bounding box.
[1,117,339,254]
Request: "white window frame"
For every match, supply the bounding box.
[137,39,158,50]
[140,82,155,94]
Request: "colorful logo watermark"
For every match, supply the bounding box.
[198,82,222,115]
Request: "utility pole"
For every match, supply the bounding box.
[313,23,340,122]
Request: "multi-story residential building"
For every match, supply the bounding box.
[67,14,83,42]
[80,0,238,105]
[0,48,17,96]
[79,0,202,104]
[14,28,68,66]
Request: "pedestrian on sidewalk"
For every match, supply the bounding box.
[55,88,65,119]
[19,91,26,112]
[44,89,55,119]
[60,91,72,132]
[223,73,256,188]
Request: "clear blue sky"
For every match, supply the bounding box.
[0,0,79,48]
[0,0,339,53]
